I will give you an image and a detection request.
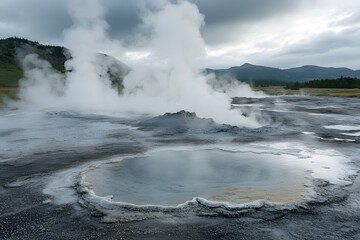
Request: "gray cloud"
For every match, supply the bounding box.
[273,12,360,68]
[266,46,360,69]
[0,0,301,45]
[0,0,71,43]
[0,0,359,69]
[194,0,301,44]
[195,0,299,25]
[331,12,360,27]
[285,29,360,55]
[108,0,302,45]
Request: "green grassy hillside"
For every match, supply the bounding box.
[0,37,67,88]
[0,38,130,105]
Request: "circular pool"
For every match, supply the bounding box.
[85,149,309,206]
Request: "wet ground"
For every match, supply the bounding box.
[1,95,360,239]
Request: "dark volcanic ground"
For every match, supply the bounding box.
[1,96,360,240]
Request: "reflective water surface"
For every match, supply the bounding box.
[86,149,309,206]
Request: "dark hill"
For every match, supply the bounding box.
[0,37,67,87]
[0,37,129,90]
[207,63,360,85]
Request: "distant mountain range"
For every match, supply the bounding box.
[1,37,360,88]
[207,63,360,85]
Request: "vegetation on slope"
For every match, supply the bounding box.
[0,37,67,88]
[285,77,360,90]
[0,37,130,105]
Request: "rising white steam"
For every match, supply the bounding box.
[18,54,65,107]
[14,0,262,127]
[16,0,123,110]
[207,74,266,98]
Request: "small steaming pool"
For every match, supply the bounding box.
[84,149,310,206]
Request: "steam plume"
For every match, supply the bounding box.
[14,0,262,127]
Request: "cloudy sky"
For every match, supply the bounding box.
[1,0,360,69]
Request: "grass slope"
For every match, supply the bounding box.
[0,37,66,88]
[255,86,360,98]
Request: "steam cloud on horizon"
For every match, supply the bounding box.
[12,0,264,127]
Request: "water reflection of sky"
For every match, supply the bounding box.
[86,149,311,206]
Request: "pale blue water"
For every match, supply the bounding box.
[87,150,308,206]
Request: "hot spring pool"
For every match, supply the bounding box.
[84,149,310,206]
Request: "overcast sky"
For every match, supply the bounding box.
[1,0,360,69]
